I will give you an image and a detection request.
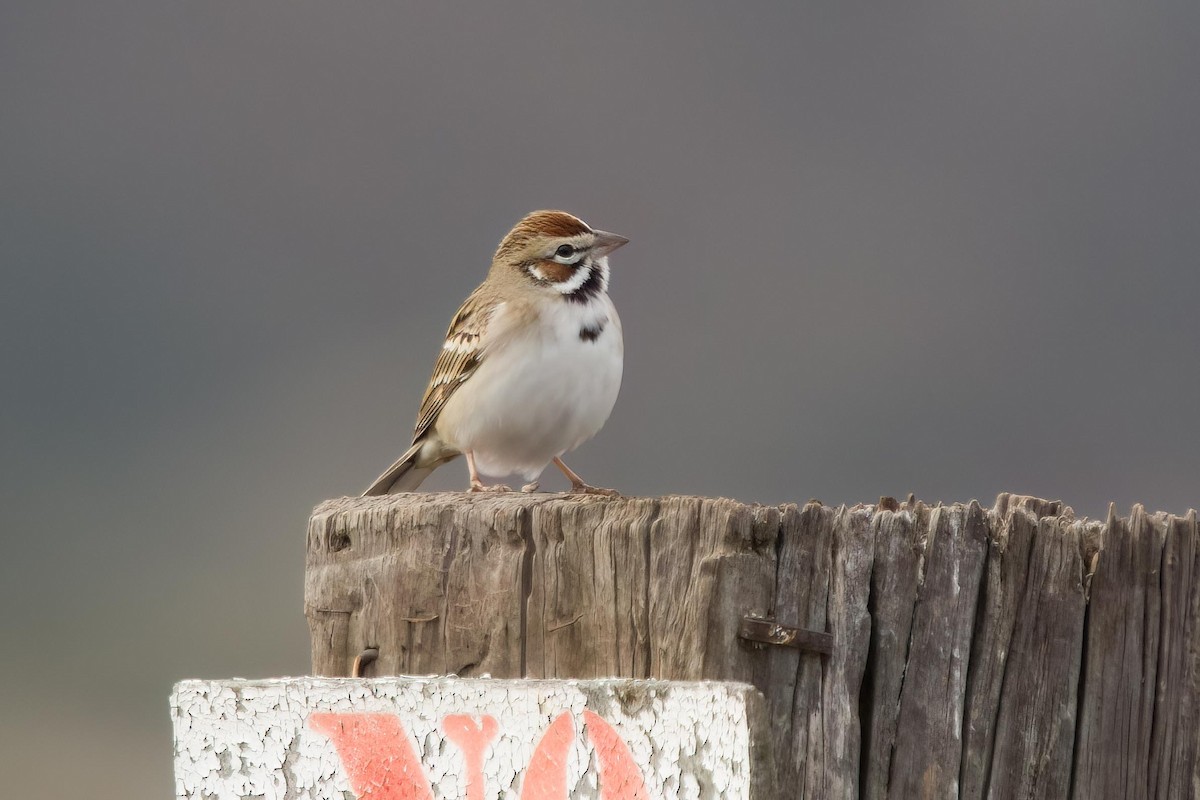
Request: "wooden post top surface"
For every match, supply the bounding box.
[311,489,808,518]
[310,488,1195,520]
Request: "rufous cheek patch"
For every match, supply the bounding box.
[537,260,575,284]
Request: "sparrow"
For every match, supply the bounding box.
[362,210,628,496]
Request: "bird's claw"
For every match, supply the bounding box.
[521,481,540,493]
[470,482,512,493]
[570,483,620,497]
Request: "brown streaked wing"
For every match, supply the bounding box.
[411,287,496,442]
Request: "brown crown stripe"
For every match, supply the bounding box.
[495,211,593,257]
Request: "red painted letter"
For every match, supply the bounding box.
[308,713,433,800]
[442,715,500,800]
[311,708,650,800]
[520,712,575,800]
[583,710,650,800]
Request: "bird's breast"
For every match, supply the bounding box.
[435,295,623,477]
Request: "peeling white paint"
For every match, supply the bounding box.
[172,677,763,800]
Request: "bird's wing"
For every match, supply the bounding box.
[412,287,501,442]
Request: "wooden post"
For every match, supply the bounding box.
[305,492,1200,799]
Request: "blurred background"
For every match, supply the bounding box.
[2,2,1198,796]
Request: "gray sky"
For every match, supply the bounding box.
[2,2,1198,796]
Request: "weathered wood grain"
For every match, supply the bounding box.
[985,514,1092,799]
[1147,513,1200,800]
[960,499,1040,800]
[809,504,875,799]
[861,498,931,800]
[306,495,530,677]
[1072,505,1168,799]
[888,502,989,799]
[648,496,778,685]
[305,492,1200,799]
[1149,510,1199,800]
[525,496,657,678]
[766,502,833,796]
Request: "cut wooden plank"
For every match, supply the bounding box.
[699,501,781,684]
[306,495,530,677]
[438,497,531,677]
[960,501,1039,800]
[647,496,778,685]
[887,502,989,800]
[985,514,1091,799]
[525,496,658,679]
[1148,510,1199,800]
[807,504,876,799]
[861,499,931,800]
[1072,504,1168,799]
[767,502,834,796]
[306,608,350,677]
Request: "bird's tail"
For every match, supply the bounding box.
[361,442,437,495]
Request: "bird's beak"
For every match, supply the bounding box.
[591,230,630,257]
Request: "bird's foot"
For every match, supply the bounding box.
[551,457,617,498]
[569,483,620,497]
[469,481,512,493]
[521,481,540,493]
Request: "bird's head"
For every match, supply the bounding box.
[492,210,628,301]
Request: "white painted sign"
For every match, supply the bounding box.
[172,677,771,800]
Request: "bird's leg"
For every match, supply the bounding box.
[521,481,540,493]
[466,451,511,492]
[553,456,619,497]
[466,451,484,490]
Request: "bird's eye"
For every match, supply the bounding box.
[555,244,576,259]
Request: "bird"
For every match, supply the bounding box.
[362,210,628,496]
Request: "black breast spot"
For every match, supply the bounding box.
[579,321,605,342]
